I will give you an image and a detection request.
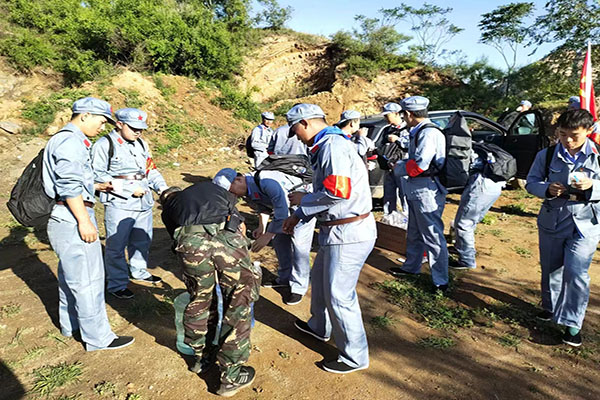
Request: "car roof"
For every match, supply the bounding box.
[361,110,507,132]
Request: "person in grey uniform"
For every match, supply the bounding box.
[450,153,505,270]
[250,112,275,167]
[268,123,307,156]
[379,102,409,214]
[335,110,375,158]
[227,170,315,305]
[526,109,600,347]
[391,96,449,292]
[283,103,377,374]
[91,108,169,299]
[42,97,134,351]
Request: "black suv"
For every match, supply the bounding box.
[361,109,549,197]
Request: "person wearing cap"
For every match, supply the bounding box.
[498,100,534,128]
[250,111,275,167]
[335,110,375,159]
[282,103,377,374]
[226,169,315,305]
[379,102,409,215]
[91,108,169,299]
[160,169,260,396]
[391,96,449,292]
[42,97,134,351]
[267,123,308,156]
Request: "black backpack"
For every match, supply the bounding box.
[376,126,407,170]
[7,148,55,227]
[245,134,255,158]
[415,112,472,190]
[254,154,313,190]
[472,142,517,182]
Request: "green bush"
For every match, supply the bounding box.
[212,82,262,122]
[21,88,91,132]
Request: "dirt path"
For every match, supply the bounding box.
[1,163,600,400]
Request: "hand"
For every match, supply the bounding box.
[388,134,399,143]
[94,182,113,192]
[548,182,567,197]
[239,222,246,235]
[251,232,276,252]
[132,188,147,197]
[78,219,98,243]
[357,127,368,137]
[571,176,593,191]
[252,226,266,239]
[282,215,300,235]
[288,191,306,206]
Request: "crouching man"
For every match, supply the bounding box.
[160,170,260,396]
[526,109,600,347]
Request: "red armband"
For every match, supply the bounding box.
[323,175,352,199]
[146,157,157,175]
[406,159,424,177]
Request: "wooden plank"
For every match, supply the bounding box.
[375,221,407,255]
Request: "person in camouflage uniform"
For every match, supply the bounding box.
[160,171,260,397]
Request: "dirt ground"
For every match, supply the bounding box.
[1,151,600,400]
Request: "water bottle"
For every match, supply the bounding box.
[173,292,195,356]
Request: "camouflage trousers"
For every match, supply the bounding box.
[174,224,261,384]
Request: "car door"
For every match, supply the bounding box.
[502,110,548,178]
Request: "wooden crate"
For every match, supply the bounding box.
[375,221,407,255]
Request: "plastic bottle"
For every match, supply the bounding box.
[173,292,195,355]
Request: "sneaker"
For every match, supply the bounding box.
[322,360,368,374]
[100,336,135,350]
[562,330,582,347]
[216,366,255,397]
[132,275,162,284]
[390,267,418,277]
[449,259,475,270]
[294,319,329,342]
[261,278,287,288]
[284,293,303,305]
[110,288,134,299]
[536,310,553,322]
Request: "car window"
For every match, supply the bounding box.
[430,117,450,129]
[465,117,503,136]
[509,113,539,136]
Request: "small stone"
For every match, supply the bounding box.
[172,162,180,167]
[0,121,22,134]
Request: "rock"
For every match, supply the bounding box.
[0,121,22,134]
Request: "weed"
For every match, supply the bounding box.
[22,346,47,363]
[154,121,186,155]
[554,346,595,360]
[500,203,528,215]
[480,214,497,225]
[511,189,535,200]
[94,381,117,396]
[498,333,522,348]
[127,295,171,318]
[417,336,455,349]
[21,89,91,132]
[125,394,142,400]
[54,395,82,400]
[119,88,145,108]
[514,246,532,258]
[0,302,22,319]
[370,314,395,329]
[31,362,83,397]
[45,330,68,346]
[154,75,176,98]
[8,328,25,348]
[374,276,473,331]
[488,229,503,237]
[212,82,261,122]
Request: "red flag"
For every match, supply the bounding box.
[580,42,597,120]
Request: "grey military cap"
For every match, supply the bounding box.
[336,110,361,125]
[115,108,148,130]
[72,97,116,125]
[381,102,402,115]
[401,96,430,112]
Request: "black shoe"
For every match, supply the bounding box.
[390,267,418,277]
[449,258,475,270]
[132,275,162,284]
[110,288,134,299]
[322,360,368,374]
[284,293,303,305]
[294,319,329,342]
[433,284,449,294]
[216,366,255,397]
[100,336,135,350]
[536,310,553,322]
[562,330,582,347]
[262,278,287,288]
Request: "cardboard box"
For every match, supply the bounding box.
[375,221,407,255]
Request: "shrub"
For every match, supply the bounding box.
[212,82,262,122]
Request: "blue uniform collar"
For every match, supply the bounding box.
[312,126,349,146]
[558,140,596,164]
[245,175,262,199]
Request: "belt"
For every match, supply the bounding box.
[180,222,226,235]
[113,173,146,180]
[321,212,370,226]
[56,200,94,208]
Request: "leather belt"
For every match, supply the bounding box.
[114,173,146,180]
[321,213,370,226]
[56,200,94,208]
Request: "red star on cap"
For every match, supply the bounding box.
[138,115,143,120]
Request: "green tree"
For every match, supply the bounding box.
[380,3,463,65]
[479,2,534,96]
[253,0,293,30]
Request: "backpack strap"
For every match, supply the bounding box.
[106,134,115,171]
[544,144,557,181]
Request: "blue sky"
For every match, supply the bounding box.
[255,0,560,70]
